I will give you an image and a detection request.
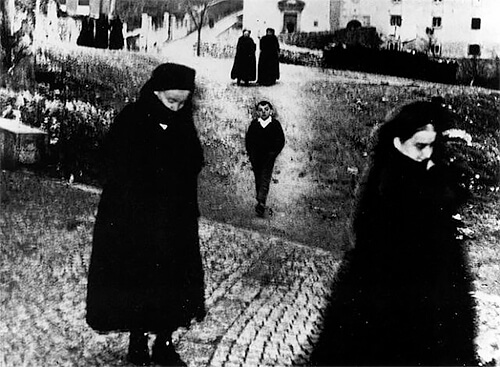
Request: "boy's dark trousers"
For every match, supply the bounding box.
[252,154,276,206]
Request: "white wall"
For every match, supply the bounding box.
[300,0,331,32]
[244,0,282,38]
[340,0,500,59]
[243,0,331,39]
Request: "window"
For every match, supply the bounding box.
[390,15,402,27]
[468,44,480,56]
[431,44,441,56]
[432,17,442,28]
[313,20,318,27]
[471,18,481,29]
[78,0,89,5]
[433,0,442,2]
[393,0,402,3]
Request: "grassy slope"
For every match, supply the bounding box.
[17,43,500,274]
[192,62,499,255]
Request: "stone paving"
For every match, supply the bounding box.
[2,176,499,366]
[173,219,340,367]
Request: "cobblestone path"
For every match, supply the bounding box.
[0,210,339,367]
[175,219,340,367]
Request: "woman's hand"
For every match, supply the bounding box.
[426,159,435,170]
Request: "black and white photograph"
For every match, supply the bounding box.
[1,0,499,366]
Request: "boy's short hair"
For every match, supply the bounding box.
[256,100,273,110]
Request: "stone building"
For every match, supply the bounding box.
[243,0,500,59]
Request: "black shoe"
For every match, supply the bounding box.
[151,339,186,367]
[127,332,151,366]
[255,202,266,217]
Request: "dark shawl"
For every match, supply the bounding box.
[257,34,280,85]
[231,36,256,82]
[310,148,478,366]
[86,84,205,333]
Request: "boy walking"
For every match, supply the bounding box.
[245,101,285,217]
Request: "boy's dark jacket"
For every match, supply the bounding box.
[245,118,285,166]
[86,90,205,333]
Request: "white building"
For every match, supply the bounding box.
[339,0,500,59]
[243,0,500,59]
[243,0,335,38]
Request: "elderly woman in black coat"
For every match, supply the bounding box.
[310,101,478,366]
[86,63,205,367]
[231,29,256,86]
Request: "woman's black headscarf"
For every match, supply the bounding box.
[138,63,196,125]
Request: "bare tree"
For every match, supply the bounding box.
[183,0,227,56]
[1,0,16,71]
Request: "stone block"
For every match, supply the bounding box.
[0,118,48,170]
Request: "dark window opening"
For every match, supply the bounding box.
[432,17,442,28]
[471,18,481,29]
[468,44,480,56]
[390,15,402,27]
[283,12,298,33]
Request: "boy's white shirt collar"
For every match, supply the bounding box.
[258,116,272,128]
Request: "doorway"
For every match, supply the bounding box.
[283,12,298,33]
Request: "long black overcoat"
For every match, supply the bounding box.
[310,149,478,366]
[257,35,280,86]
[86,89,205,333]
[231,36,256,82]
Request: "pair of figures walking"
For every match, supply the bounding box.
[231,28,280,86]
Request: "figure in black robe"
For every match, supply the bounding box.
[94,14,109,49]
[109,16,124,50]
[86,63,205,367]
[77,17,94,47]
[231,29,256,85]
[257,28,280,86]
[309,101,478,366]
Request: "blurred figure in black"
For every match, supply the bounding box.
[86,63,206,367]
[109,15,124,50]
[77,17,94,47]
[94,14,109,49]
[257,28,280,86]
[231,29,256,86]
[310,101,478,366]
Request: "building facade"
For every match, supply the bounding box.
[243,0,335,38]
[339,0,500,59]
[243,0,500,59]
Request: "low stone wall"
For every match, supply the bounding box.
[196,42,324,68]
[279,48,324,68]
[196,42,237,59]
